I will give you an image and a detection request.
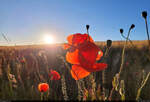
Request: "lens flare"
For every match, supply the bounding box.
[44,35,54,44]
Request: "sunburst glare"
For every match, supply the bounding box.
[44,35,55,44]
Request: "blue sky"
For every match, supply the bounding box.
[0,0,150,45]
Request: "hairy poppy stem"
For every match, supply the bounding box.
[102,47,109,100]
[58,55,83,100]
[108,87,115,101]
[109,24,134,100]
[144,18,150,50]
[6,64,14,98]
[120,34,134,47]
[119,25,133,76]
[41,92,44,100]
[61,75,68,100]
[102,71,106,100]
[136,71,150,100]
[77,80,85,100]
[102,40,112,100]
[87,30,89,35]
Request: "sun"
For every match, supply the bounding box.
[44,35,55,44]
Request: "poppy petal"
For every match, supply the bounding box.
[49,70,61,80]
[96,50,103,60]
[72,33,84,45]
[72,34,94,44]
[83,34,94,42]
[66,49,80,64]
[67,33,94,45]
[67,34,74,45]
[78,42,99,68]
[88,63,108,72]
[63,44,70,50]
[71,65,90,80]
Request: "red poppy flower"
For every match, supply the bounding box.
[67,33,94,45]
[49,70,61,80]
[38,83,49,92]
[64,33,108,80]
[65,34,95,65]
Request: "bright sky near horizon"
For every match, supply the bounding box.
[0,0,150,45]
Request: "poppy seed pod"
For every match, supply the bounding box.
[107,40,112,47]
[130,24,135,29]
[120,29,124,34]
[142,11,147,19]
[86,25,90,30]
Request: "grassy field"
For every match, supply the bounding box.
[0,40,150,101]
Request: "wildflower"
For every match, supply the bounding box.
[49,70,61,80]
[38,83,49,92]
[64,33,107,80]
[142,11,147,19]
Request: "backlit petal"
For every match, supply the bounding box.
[49,70,61,80]
[78,42,99,69]
[88,63,108,72]
[66,49,80,64]
[63,44,70,50]
[67,33,94,45]
[71,65,90,80]
[67,34,74,45]
[96,50,103,60]
[82,34,94,42]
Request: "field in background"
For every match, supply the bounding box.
[0,40,148,48]
[0,40,150,100]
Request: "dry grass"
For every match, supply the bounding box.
[0,40,150,101]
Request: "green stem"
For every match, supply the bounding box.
[102,45,110,100]
[109,28,132,101]
[121,34,134,47]
[136,72,150,100]
[41,92,43,101]
[6,66,13,98]
[145,19,150,46]
[118,28,131,75]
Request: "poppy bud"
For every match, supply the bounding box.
[142,11,147,19]
[107,40,112,47]
[130,24,135,29]
[86,25,90,31]
[120,29,124,34]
